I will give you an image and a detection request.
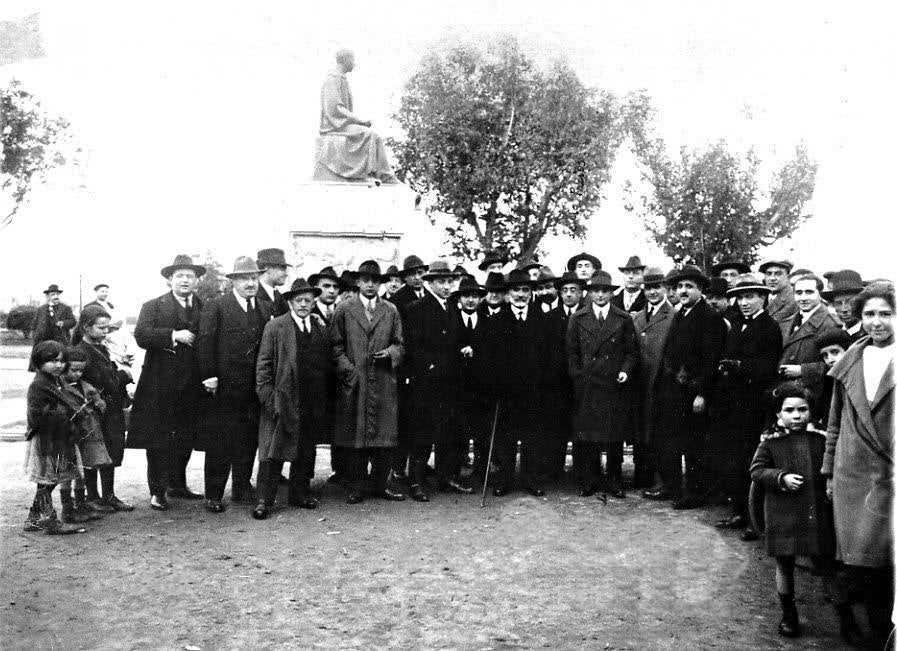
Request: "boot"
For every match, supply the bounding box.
[73,485,103,520]
[60,487,91,524]
[23,491,44,532]
[777,593,800,638]
[834,603,863,646]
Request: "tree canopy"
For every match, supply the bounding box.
[194,252,228,304]
[389,37,647,262]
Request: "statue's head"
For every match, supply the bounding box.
[335,49,355,72]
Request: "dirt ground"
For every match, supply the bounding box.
[0,442,852,651]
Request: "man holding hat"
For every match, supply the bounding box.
[330,260,406,504]
[255,248,290,318]
[760,260,798,336]
[31,284,76,348]
[612,256,647,314]
[645,265,726,508]
[128,255,209,510]
[252,278,334,519]
[567,270,638,498]
[822,269,866,342]
[197,256,273,512]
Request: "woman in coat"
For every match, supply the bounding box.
[822,281,894,647]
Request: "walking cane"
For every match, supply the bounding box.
[480,401,500,508]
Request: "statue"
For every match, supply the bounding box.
[314,49,397,184]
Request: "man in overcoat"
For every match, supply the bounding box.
[612,256,647,314]
[567,270,638,498]
[644,265,726,508]
[197,256,272,512]
[255,248,290,318]
[761,260,798,336]
[128,255,207,510]
[330,260,406,504]
[31,284,76,348]
[253,278,333,519]
[821,269,866,342]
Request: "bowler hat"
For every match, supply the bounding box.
[505,268,537,288]
[484,272,507,292]
[711,260,751,276]
[667,264,710,289]
[93,283,109,291]
[161,254,206,279]
[706,277,730,298]
[308,266,339,286]
[585,270,619,291]
[566,252,602,272]
[422,260,456,280]
[256,248,290,269]
[356,260,385,281]
[339,270,359,291]
[758,259,794,274]
[402,255,428,273]
[282,277,322,301]
[815,327,852,352]
[225,256,263,279]
[455,276,486,297]
[726,273,771,297]
[642,266,666,286]
[478,250,508,271]
[42,284,64,294]
[618,255,646,272]
[384,265,402,279]
[552,270,586,290]
[821,269,865,301]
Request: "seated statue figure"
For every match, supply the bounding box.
[315,49,397,184]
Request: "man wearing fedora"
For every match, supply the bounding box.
[197,256,273,512]
[404,260,471,501]
[255,248,290,318]
[822,269,866,342]
[645,265,726,509]
[517,256,543,283]
[567,270,639,498]
[478,250,508,275]
[31,284,76,348]
[760,260,799,336]
[711,260,752,289]
[567,252,602,280]
[481,272,508,317]
[535,267,560,313]
[382,265,403,302]
[128,255,208,510]
[612,256,647,314]
[330,260,406,504]
[252,278,333,519]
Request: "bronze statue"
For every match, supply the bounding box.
[315,49,396,184]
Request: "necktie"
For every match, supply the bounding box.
[299,318,306,333]
[645,307,652,323]
[246,298,259,330]
[791,313,804,333]
[516,310,523,321]
[365,301,374,322]
[598,312,605,328]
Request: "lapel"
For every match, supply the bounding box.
[871,360,895,411]
[785,307,826,346]
[593,306,622,349]
[282,316,299,381]
[347,298,371,333]
[158,293,180,326]
[369,297,389,331]
[644,302,671,333]
[832,342,878,437]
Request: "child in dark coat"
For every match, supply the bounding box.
[749,381,834,638]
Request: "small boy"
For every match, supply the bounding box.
[814,328,851,428]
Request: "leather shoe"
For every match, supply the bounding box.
[205,499,225,513]
[528,487,545,497]
[492,486,509,497]
[608,486,626,499]
[578,486,597,498]
[251,503,269,520]
[740,527,759,542]
[103,495,134,512]
[440,479,473,494]
[167,486,203,500]
[346,491,365,505]
[150,495,168,511]
[715,515,748,530]
[293,497,319,509]
[375,489,406,502]
[642,488,670,501]
[409,485,429,503]
[391,470,408,482]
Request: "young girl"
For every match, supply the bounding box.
[58,346,113,524]
[23,341,86,535]
[749,382,834,638]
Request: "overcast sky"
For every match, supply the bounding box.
[1,1,894,313]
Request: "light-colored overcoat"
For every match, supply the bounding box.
[632,300,674,443]
[767,285,798,336]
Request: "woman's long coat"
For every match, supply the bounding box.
[330,297,404,449]
[822,338,894,568]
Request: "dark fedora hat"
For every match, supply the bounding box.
[282,277,322,300]
[552,270,586,290]
[726,273,771,297]
[93,283,109,291]
[642,266,666,286]
[667,264,710,289]
[566,252,602,272]
[821,269,865,301]
[356,260,385,281]
[402,255,428,273]
[453,264,474,280]
[815,327,851,351]
[384,264,402,279]
[256,248,290,269]
[618,255,646,272]
[711,259,751,276]
[308,266,339,286]
[585,270,619,291]
[505,268,537,288]
[422,260,456,280]
[42,283,64,294]
[484,272,507,291]
[758,259,794,274]
[455,276,486,297]
[161,254,206,279]
[478,250,508,271]
[339,270,359,291]
[706,277,730,298]
[225,256,263,279]
[516,255,541,274]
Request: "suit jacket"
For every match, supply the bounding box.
[257,284,289,318]
[390,284,423,321]
[632,300,675,442]
[612,289,647,314]
[127,292,205,449]
[493,305,549,413]
[767,285,798,336]
[779,306,839,400]
[31,302,76,346]
[457,308,494,397]
[658,298,727,401]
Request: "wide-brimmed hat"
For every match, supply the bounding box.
[815,327,852,351]
[478,250,508,271]
[726,273,771,297]
[821,269,865,300]
[618,255,646,272]
[567,252,602,272]
[339,270,359,291]
[384,265,402,279]
[711,259,751,276]
[758,259,794,274]
[585,270,619,291]
[402,255,428,273]
[453,265,474,280]
[706,277,730,298]
[225,256,262,279]
[256,248,290,269]
[642,266,666,286]
[552,270,586,290]
[516,256,541,274]
[422,260,456,280]
[42,283,63,294]
[484,272,507,292]
[505,268,537,288]
[536,267,558,285]
[308,266,339,286]
[93,283,109,291]
[667,264,710,289]
[282,277,322,300]
[161,254,206,279]
[356,260,385,281]
[454,276,486,297]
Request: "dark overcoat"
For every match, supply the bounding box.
[257,285,288,318]
[779,306,839,408]
[331,297,404,449]
[632,300,674,444]
[127,292,205,450]
[492,306,549,422]
[567,304,638,443]
[611,289,647,314]
[75,340,130,466]
[31,302,76,346]
[541,304,579,433]
[822,339,894,568]
[256,312,332,461]
[767,286,798,337]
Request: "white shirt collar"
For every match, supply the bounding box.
[847,321,863,335]
[360,294,377,310]
[316,299,333,315]
[172,291,193,308]
[233,289,254,311]
[512,304,528,320]
[259,279,277,301]
[592,302,610,320]
[290,311,310,330]
[799,304,821,319]
[463,311,478,327]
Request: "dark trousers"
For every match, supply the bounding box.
[392,380,413,475]
[494,404,550,489]
[146,437,193,497]
[344,446,393,494]
[410,440,460,486]
[631,442,656,488]
[203,409,258,501]
[574,441,624,489]
[459,392,495,478]
[656,428,706,498]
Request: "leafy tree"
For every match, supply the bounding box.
[626,133,817,270]
[1,79,78,229]
[5,303,38,337]
[194,252,228,304]
[389,37,647,261]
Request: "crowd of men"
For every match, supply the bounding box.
[31,247,884,528]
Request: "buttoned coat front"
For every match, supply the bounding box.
[779,306,839,406]
[331,297,404,449]
[632,300,674,444]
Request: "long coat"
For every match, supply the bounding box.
[567,304,638,443]
[492,306,550,429]
[127,292,205,450]
[257,285,288,318]
[779,306,839,408]
[822,339,894,568]
[31,302,76,346]
[331,297,404,449]
[767,286,798,336]
[611,289,647,314]
[256,313,333,462]
[632,300,674,444]
[75,340,130,466]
